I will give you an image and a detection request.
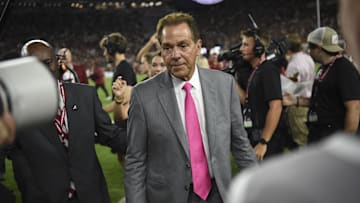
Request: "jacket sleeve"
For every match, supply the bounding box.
[125,87,147,203]
[92,87,127,154]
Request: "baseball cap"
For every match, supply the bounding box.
[307,27,343,53]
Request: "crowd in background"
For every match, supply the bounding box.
[0,0,338,68]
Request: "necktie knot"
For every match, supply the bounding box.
[183,82,192,92]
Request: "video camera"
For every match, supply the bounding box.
[218,13,288,74]
[0,57,58,130]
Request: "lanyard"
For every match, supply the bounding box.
[245,59,265,101]
[311,56,339,108]
[315,55,339,83]
[245,67,258,99]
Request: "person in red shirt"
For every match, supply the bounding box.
[89,59,110,99]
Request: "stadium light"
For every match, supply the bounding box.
[192,0,223,5]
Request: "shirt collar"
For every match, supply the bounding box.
[171,65,201,90]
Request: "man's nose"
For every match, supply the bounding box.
[171,47,181,58]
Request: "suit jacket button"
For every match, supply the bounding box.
[184,185,189,191]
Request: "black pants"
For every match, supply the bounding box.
[308,123,342,144]
[0,149,6,179]
[188,179,222,203]
[0,183,15,203]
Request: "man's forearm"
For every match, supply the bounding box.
[261,100,282,141]
[344,100,360,133]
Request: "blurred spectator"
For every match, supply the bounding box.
[283,27,360,143]
[285,33,315,147]
[208,46,224,70]
[89,59,111,100]
[57,48,81,83]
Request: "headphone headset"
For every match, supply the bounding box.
[21,39,51,57]
[103,34,126,56]
[253,33,265,57]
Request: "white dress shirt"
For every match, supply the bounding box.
[286,51,315,98]
[171,66,214,177]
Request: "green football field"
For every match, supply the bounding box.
[3,78,125,203]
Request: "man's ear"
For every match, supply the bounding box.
[196,39,202,56]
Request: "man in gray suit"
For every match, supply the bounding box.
[125,12,257,203]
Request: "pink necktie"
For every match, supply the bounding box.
[183,82,211,200]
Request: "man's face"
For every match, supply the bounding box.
[138,56,150,74]
[308,43,321,64]
[27,43,59,79]
[240,36,255,62]
[160,22,201,81]
[150,55,166,77]
[102,48,113,64]
[57,48,72,65]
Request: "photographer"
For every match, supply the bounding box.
[239,29,283,160]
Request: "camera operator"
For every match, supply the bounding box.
[239,29,283,161]
[218,46,253,92]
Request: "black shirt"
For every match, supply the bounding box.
[309,56,360,125]
[112,60,137,86]
[246,60,282,129]
[112,60,136,128]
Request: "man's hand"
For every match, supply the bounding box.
[254,143,267,161]
[112,76,127,103]
[0,112,16,145]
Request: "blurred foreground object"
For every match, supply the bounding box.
[0,57,58,130]
[227,134,360,203]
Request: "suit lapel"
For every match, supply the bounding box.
[198,69,217,155]
[157,72,190,159]
[63,84,78,154]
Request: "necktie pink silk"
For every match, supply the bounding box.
[183,82,211,200]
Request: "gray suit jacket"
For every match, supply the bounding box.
[125,68,256,203]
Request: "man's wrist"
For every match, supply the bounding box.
[259,138,269,145]
[114,96,124,105]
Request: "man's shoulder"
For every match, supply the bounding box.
[259,61,280,74]
[118,60,132,69]
[198,67,232,81]
[334,57,357,70]
[134,72,164,90]
[63,82,95,93]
